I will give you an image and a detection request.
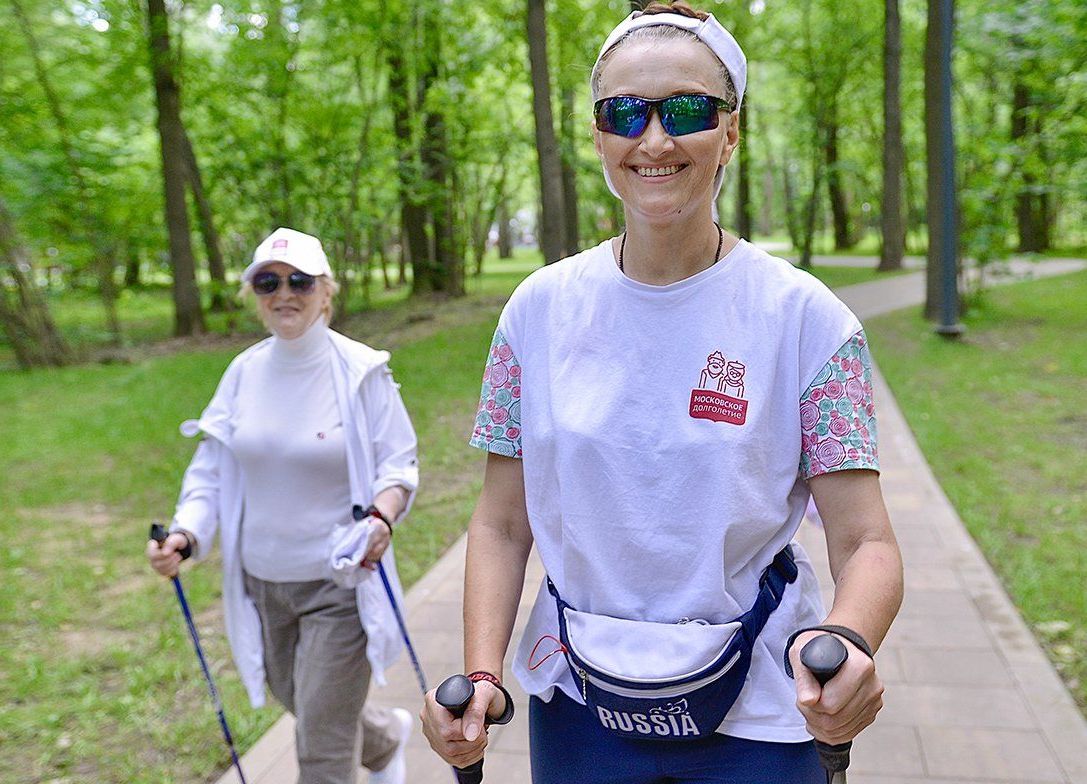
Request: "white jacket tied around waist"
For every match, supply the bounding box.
[171,328,419,707]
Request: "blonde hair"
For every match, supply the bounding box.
[239,274,340,331]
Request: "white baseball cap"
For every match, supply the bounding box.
[242,227,333,282]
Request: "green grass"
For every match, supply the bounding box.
[1043,245,1087,259]
[866,271,1087,712]
[802,264,914,291]
[0,349,275,783]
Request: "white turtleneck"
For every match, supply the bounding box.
[233,318,352,581]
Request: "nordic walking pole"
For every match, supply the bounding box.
[352,504,432,696]
[150,523,249,784]
[374,554,462,783]
[435,675,485,784]
[800,634,851,784]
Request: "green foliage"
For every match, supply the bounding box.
[3,0,1085,324]
[956,0,1087,254]
[867,270,1087,713]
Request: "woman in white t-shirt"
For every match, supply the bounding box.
[147,228,417,784]
[421,3,902,782]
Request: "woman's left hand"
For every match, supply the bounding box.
[360,518,390,570]
[788,630,884,746]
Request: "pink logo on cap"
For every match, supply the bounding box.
[273,239,288,249]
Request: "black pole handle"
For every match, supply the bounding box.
[435,675,484,784]
[800,634,852,775]
[150,522,168,545]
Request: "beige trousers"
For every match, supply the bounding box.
[244,573,401,784]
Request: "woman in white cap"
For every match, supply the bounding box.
[421,3,902,782]
[147,227,417,784]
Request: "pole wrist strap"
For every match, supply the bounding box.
[467,671,515,725]
[784,624,873,678]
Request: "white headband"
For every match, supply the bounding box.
[594,11,747,110]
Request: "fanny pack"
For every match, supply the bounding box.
[546,545,798,742]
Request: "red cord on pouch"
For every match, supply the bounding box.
[527,634,567,671]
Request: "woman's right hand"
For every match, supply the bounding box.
[146,532,191,578]
[420,680,504,768]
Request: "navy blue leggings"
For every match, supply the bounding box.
[529,693,825,784]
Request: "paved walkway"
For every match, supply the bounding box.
[218,259,1087,784]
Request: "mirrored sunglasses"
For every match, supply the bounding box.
[251,270,318,296]
[594,94,732,138]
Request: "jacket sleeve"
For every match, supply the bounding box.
[170,437,223,562]
[362,366,419,519]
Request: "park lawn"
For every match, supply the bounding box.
[866,270,1087,712]
[802,263,912,290]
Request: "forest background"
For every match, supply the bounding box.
[2,0,1084,361]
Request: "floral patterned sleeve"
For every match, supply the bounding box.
[468,328,523,458]
[799,330,879,479]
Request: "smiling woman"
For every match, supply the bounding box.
[420,3,902,783]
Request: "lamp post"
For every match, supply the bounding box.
[930,0,964,338]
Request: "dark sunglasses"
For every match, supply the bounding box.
[594,94,733,138]
[251,270,318,296]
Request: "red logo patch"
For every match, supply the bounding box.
[690,351,748,425]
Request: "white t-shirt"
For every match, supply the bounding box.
[234,320,353,581]
[469,239,879,742]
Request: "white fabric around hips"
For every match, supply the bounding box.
[564,607,742,682]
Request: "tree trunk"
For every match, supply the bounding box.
[181,129,229,310]
[825,111,853,251]
[760,167,775,236]
[497,200,513,259]
[800,151,824,270]
[0,198,73,368]
[902,140,920,253]
[124,250,142,288]
[735,102,753,239]
[768,139,800,251]
[397,231,408,287]
[421,108,463,294]
[560,85,580,256]
[924,0,961,323]
[337,53,377,314]
[1012,78,1044,253]
[417,18,463,296]
[473,167,507,276]
[146,0,204,336]
[386,44,431,293]
[879,0,906,271]
[526,0,567,264]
